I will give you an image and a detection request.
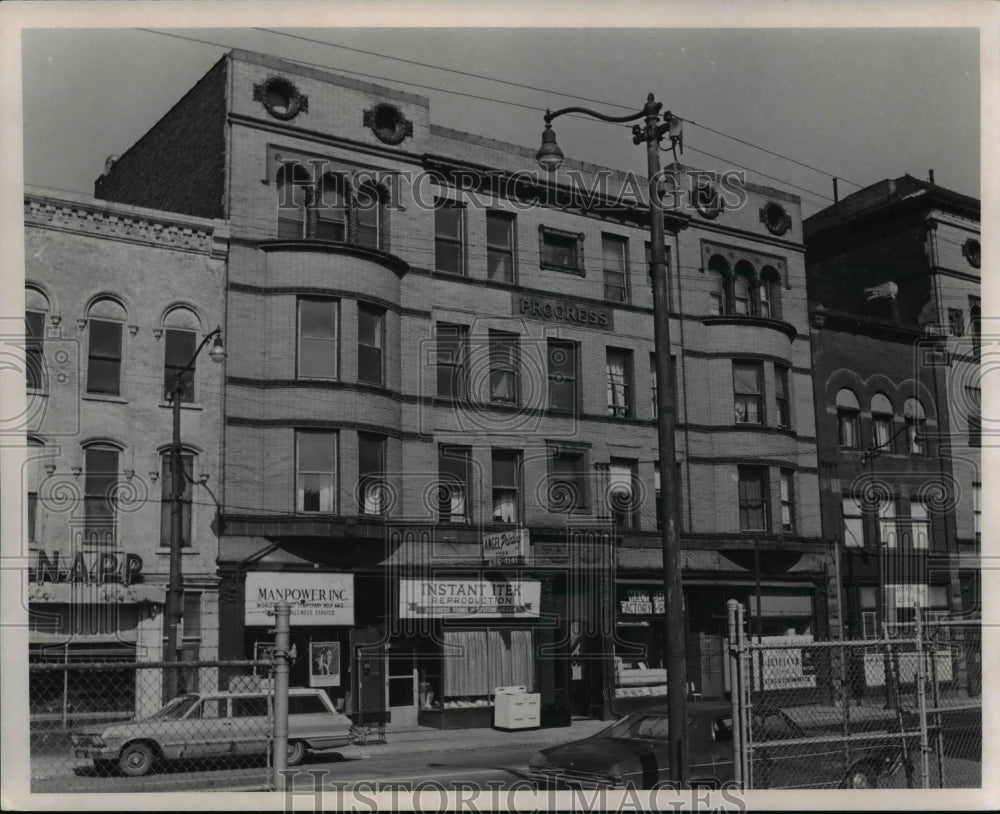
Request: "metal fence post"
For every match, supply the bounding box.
[914,603,930,788]
[726,599,743,790]
[272,601,291,790]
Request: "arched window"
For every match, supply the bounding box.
[871,393,894,451]
[733,260,755,316]
[904,398,926,455]
[836,388,860,448]
[276,162,311,239]
[162,307,201,403]
[83,442,121,546]
[160,447,196,548]
[316,172,347,241]
[25,287,50,392]
[86,298,126,396]
[759,266,781,320]
[707,255,729,315]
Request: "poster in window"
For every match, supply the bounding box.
[310,641,341,687]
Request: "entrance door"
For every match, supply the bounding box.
[387,645,418,727]
[351,626,387,720]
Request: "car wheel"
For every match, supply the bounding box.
[286,740,306,766]
[118,742,156,777]
[840,767,875,789]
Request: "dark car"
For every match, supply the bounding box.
[528,702,735,789]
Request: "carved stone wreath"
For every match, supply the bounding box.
[962,238,981,268]
[253,77,309,121]
[363,103,414,145]
[760,202,792,236]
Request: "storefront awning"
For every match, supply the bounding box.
[28,583,165,605]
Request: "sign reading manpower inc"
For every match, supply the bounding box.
[400,579,541,619]
[244,573,354,626]
[482,528,530,565]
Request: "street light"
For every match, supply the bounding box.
[537,94,688,783]
[163,326,225,699]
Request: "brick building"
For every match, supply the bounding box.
[805,175,981,694]
[94,49,829,728]
[23,187,229,715]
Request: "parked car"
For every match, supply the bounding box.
[528,702,736,789]
[71,687,353,777]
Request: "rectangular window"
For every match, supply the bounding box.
[296,431,337,513]
[25,311,45,392]
[84,447,118,546]
[873,412,893,450]
[436,323,469,399]
[486,211,515,283]
[491,449,522,523]
[606,347,633,418]
[838,408,860,448]
[163,328,197,402]
[780,470,795,534]
[909,500,930,550]
[738,466,768,532]
[489,331,519,405]
[438,446,471,523]
[905,416,925,455]
[548,445,588,512]
[435,202,464,275]
[160,452,194,547]
[547,339,578,413]
[357,304,384,385]
[358,433,386,515]
[602,234,628,303]
[608,459,638,528]
[878,498,899,549]
[775,365,791,429]
[733,361,763,424]
[540,226,582,273]
[948,308,965,337]
[87,319,122,396]
[356,194,380,249]
[298,298,339,380]
[843,495,863,548]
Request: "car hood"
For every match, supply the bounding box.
[532,737,660,774]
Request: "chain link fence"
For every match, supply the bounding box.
[728,601,981,790]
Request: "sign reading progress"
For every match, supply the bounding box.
[513,293,613,331]
[245,572,354,626]
[400,579,541,619]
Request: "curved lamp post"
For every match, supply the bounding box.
[164,326,225,699]
[537,95,688,783]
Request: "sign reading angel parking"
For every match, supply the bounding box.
[482,528,530,566]
[244,572,354,626]
[399,579,541,619]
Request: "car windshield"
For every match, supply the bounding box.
[150,694,200,719]
[601,714,670,741]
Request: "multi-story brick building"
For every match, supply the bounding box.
[805,175,980,694]
[94,49,829,728]
[23,187,229,715]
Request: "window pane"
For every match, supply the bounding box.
[278,216,304,240]
[90,320,122,357]
[542,233,577,267]
[26,311,45,391]
[436,240,462,274]
[602,236,626,273]
[301,339,338,379]
[164,329,197,402]
[358,307,384,385]
[487,214,512,248]
[487,249,513,282]
[299,435,336,472]
[435,207,462,239]
[738,467,767,531]
[88,320,122,395]
[299,300,338,379]
[315,216,345,241]
[358,307,382,347]
[301,300,337,338]
[160,453,194,547]
[606,349,631,417]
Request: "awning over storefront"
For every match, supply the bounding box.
[28,582,165,605]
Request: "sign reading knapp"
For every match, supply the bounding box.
[513,293,614,331]
[245,572,354,626]
[400,579,541,619]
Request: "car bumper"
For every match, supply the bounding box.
[74,745,118,761]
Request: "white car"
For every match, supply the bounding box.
[71,687,354,776]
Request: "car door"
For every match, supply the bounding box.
[289,693,352,750]
[229,695,271,756]
[182,697,230,760]
[687,714,734,787]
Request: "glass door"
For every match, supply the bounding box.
[387,645,417,727]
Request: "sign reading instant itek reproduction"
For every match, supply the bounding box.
[244,573,354,626]
[399,579,541,619]
[482,528,530,566]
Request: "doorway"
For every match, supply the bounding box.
[387,644,418,727]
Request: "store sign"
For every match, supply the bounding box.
[618,586,665,616]
[482,528,530,566]
[29,550,143,586]
[512,293,614,331]
[244,573,354,627]
[399,579,541,619]
[751,635,818,691]
[890,583,928,609]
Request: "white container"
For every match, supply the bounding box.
[493,685,540,730]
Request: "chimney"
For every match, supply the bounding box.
[928,169,935,185]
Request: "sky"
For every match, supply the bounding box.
[19,24,984,218]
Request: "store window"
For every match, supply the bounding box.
[842,495,864,548]
[491,449,522,523]
[298,298,339,380]
[836,388,861,448]
[488,331,519,405]
[738,466,768,532]
[296,431,337,513]
[606,347,633,418]
[160,450,194,548]
[438,446,471,523]
[903,398,926,455]
[871,393,894,451]
[733,361,764,424]
[437,629,535,709]
[86,299,126,396]
[357,304,384,385]
[486,211,515,283]
[547,339,578,413]
[435,201,465,275]
[436,323,469,399]
[539,225,583,274]
[547,443,589,512]
[83,445,119,546]
[780,470,795,534]
[775,365,791,429]
[358,433,387,516]
[602,234,629,303]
